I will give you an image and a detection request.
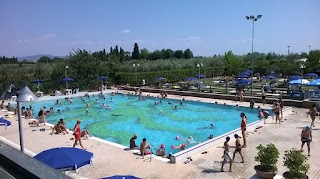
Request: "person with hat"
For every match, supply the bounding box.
[301,126,312,156]
[221,136,232,172]
[129,134,139,150]
[156,144,167,158]
[232,134,244,163]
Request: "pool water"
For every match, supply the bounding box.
[24,94,260,154]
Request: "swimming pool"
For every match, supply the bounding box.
[24,93,260,154]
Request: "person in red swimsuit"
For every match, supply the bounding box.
[240,112,247,147]
[73,119,86,150]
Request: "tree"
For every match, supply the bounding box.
[223,51,243,76]
[174,50,183,59]
[163,49,174,59]
[38,56,51,63]
[132,43,140,60]
[140,48,149,59]
[183,49,193,59]
[306,50,320,72]
[119,47,125,62]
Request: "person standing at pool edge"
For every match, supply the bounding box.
[240,112,247,147]
[73,119,86,150]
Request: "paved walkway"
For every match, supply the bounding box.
[1,92,319,179]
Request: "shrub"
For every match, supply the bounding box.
[255,144,280,172]
[283,148,309,178]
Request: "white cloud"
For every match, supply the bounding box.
[121,29,130,34]
[17,39,32,44]
[183,36,200,41]
[41,33,56,40]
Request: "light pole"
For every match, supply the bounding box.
[65,65,69,89]
[16,86,38,153]
[309,45,311,54]
[287,46,290,56]
[133,63,140,85]
[300,64,305,92]
[246,15,262,96]
[197,63,203,92]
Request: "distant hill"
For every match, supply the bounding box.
[18,54,66,61]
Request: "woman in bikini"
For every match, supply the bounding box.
[240,112,247,147]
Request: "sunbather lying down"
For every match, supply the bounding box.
[70,130,91,140]
[29,119,45,126]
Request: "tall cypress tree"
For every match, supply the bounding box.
[131,43,140,60]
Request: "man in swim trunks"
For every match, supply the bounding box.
[232,134,244,163]
[221,136,232,172]
[272,102,281,124]
[140,138,152,159]
[130,134,139,150]
[301,126,312,156]
[309,104,318,128]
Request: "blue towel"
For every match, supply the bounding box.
[0,117,11,127]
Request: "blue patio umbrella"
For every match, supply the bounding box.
[34,147,93,172]
[307,79,320,86]
[0,117,11,129]
[263,75,276,80]
[61,77,74,82]
[305,73,318,78]
[196,74,206,79]
[243,70,252,73]
[185,77,196,81]
[31,79,46,91]
[97,76,108,80]
[235,79,251,85]
[289,75,302,81]
[156,77,166,81]
[102,175,140,179]
[237,74,249,78]
[288,79,309,85]
[240,71,251,75]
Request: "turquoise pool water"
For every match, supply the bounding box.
[24,94,260,154]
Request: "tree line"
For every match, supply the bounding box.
[0,42,319,94]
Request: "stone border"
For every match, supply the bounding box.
[170,118,264,163]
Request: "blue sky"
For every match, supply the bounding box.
[0,0,319,57]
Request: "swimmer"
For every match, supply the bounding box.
[57,109,61,113]
[215,101,218,104]
[224,103,226,106]
[188,136,196,144]
[86,109,89,114]
[86,103,90,107]
[168,101,172,104]
[171,144,186,150]
[101,103,106,107]
[197,123,215,130]
[173,106,178,110]
[208,134,214,139]
[106,105,111,110]
[159,110,163,114]
[95,99,98,104]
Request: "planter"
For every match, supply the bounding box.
[254,165,277,179]
[283,171,308,179]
